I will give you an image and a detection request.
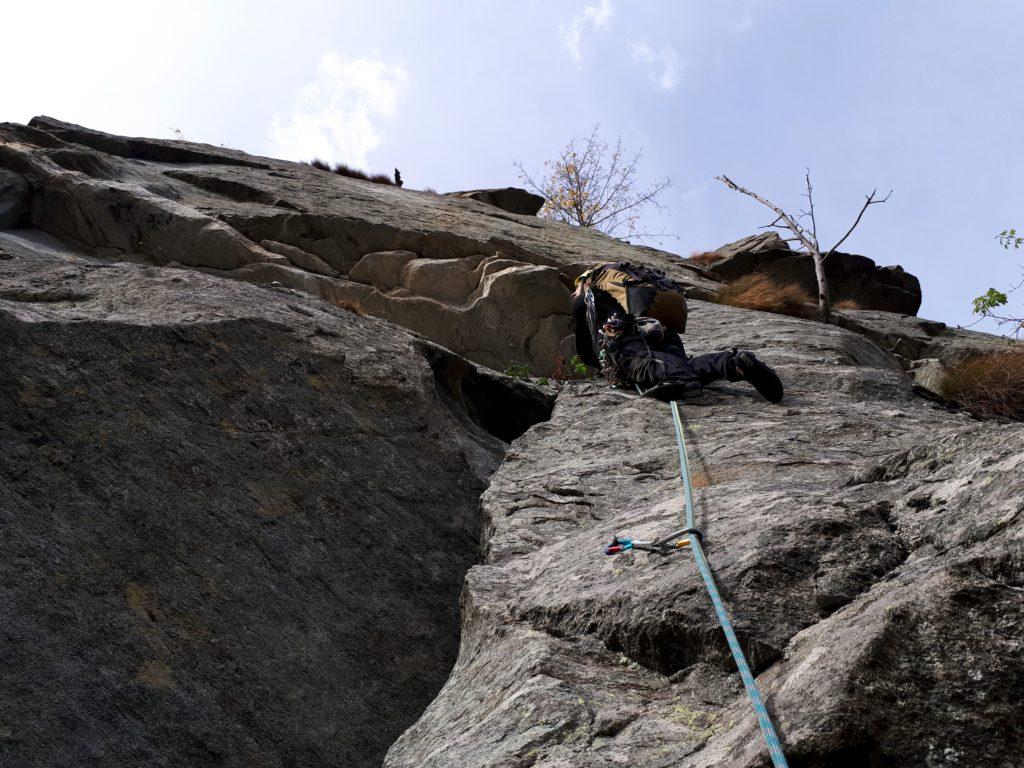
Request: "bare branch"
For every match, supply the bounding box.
[717,172,893,325]
[824,188,892,259]
[517,128,672,242]
[590,178,671,228]
[715,175,817,253]
[804,169,818,250]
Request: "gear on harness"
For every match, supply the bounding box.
[597,310,708,399]
[596,312,636,389]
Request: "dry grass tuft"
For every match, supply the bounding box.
[334,299,366,316]
[304,159,395,185]
[835,298,862,311]
[689,250,725,268]
[713,273,814,318]
[939,350,1024,420]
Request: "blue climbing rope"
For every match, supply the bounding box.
[670,400,790,768]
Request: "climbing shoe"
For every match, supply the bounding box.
[734,351,784,403]
[642,378,703,402]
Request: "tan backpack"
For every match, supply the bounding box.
[575,261,688,333]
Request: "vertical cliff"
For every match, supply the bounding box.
[1,120,1020,767]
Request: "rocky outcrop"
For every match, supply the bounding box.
[0,232,552,768]
[2,118,1018,768]
[700,233,924,315]
[386,300,1024,767]
[0,117,717,375]
[834,308,1020,366]
[833,309,1023,398]
[0,168,30,227]
[444,188,546,216]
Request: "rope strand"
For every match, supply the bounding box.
[670,400,789,767]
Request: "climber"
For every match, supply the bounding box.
[571,263,784,403]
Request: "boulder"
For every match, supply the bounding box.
[444,187,545,216]
[703,233,923,315]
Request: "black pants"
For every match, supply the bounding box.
[608,330,738,390]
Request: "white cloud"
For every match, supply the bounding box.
[561,0,614,64]
[267,52,408,167]
[630,41,682,91]
[682,183,708,201]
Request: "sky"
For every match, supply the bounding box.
[4,0,1023,332]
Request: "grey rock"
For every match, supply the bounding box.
[387,300,1024,767]
[835,308,1022,367]
[3,118,1022,768]
[907,357,950,396]
[0,168,30,228]
[700,231,787,260]
[704,233,923,315]
[0,118,717,375]
[0,234,552,768]
[260,239,340,277]
[444,187,546,216]
[349,250,419,288]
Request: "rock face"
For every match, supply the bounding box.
[386,300,1024,768]
[702,233,924,315]
[0,168,30,227]
[834,308,1020,366]
[833,309,1023,398]
[444,187,546,216]
[2,119,1019,768]
[0,117,717,375]
[0,232,552,768]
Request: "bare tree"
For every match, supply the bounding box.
[515,125,671,241]
[716,172,891,323]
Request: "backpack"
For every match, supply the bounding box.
[575,261,688,333]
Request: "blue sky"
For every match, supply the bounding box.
[5,1,1023,331]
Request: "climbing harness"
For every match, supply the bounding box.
[603,399,790,768]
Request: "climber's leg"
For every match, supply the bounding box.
[686,350,784,403]
[685,351,738,386]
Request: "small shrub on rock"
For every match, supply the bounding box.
[304,159,395,185]
[504,362,533,380]
[552,355,592,381]
[713,274,813,319]
[689,250,725,268]
[939,350,1024,420]
[334,299,365,315]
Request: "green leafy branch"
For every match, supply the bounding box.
[972,229,1024,337]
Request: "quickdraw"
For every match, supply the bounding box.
[603,399,790,768]
[603,527,703,556]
